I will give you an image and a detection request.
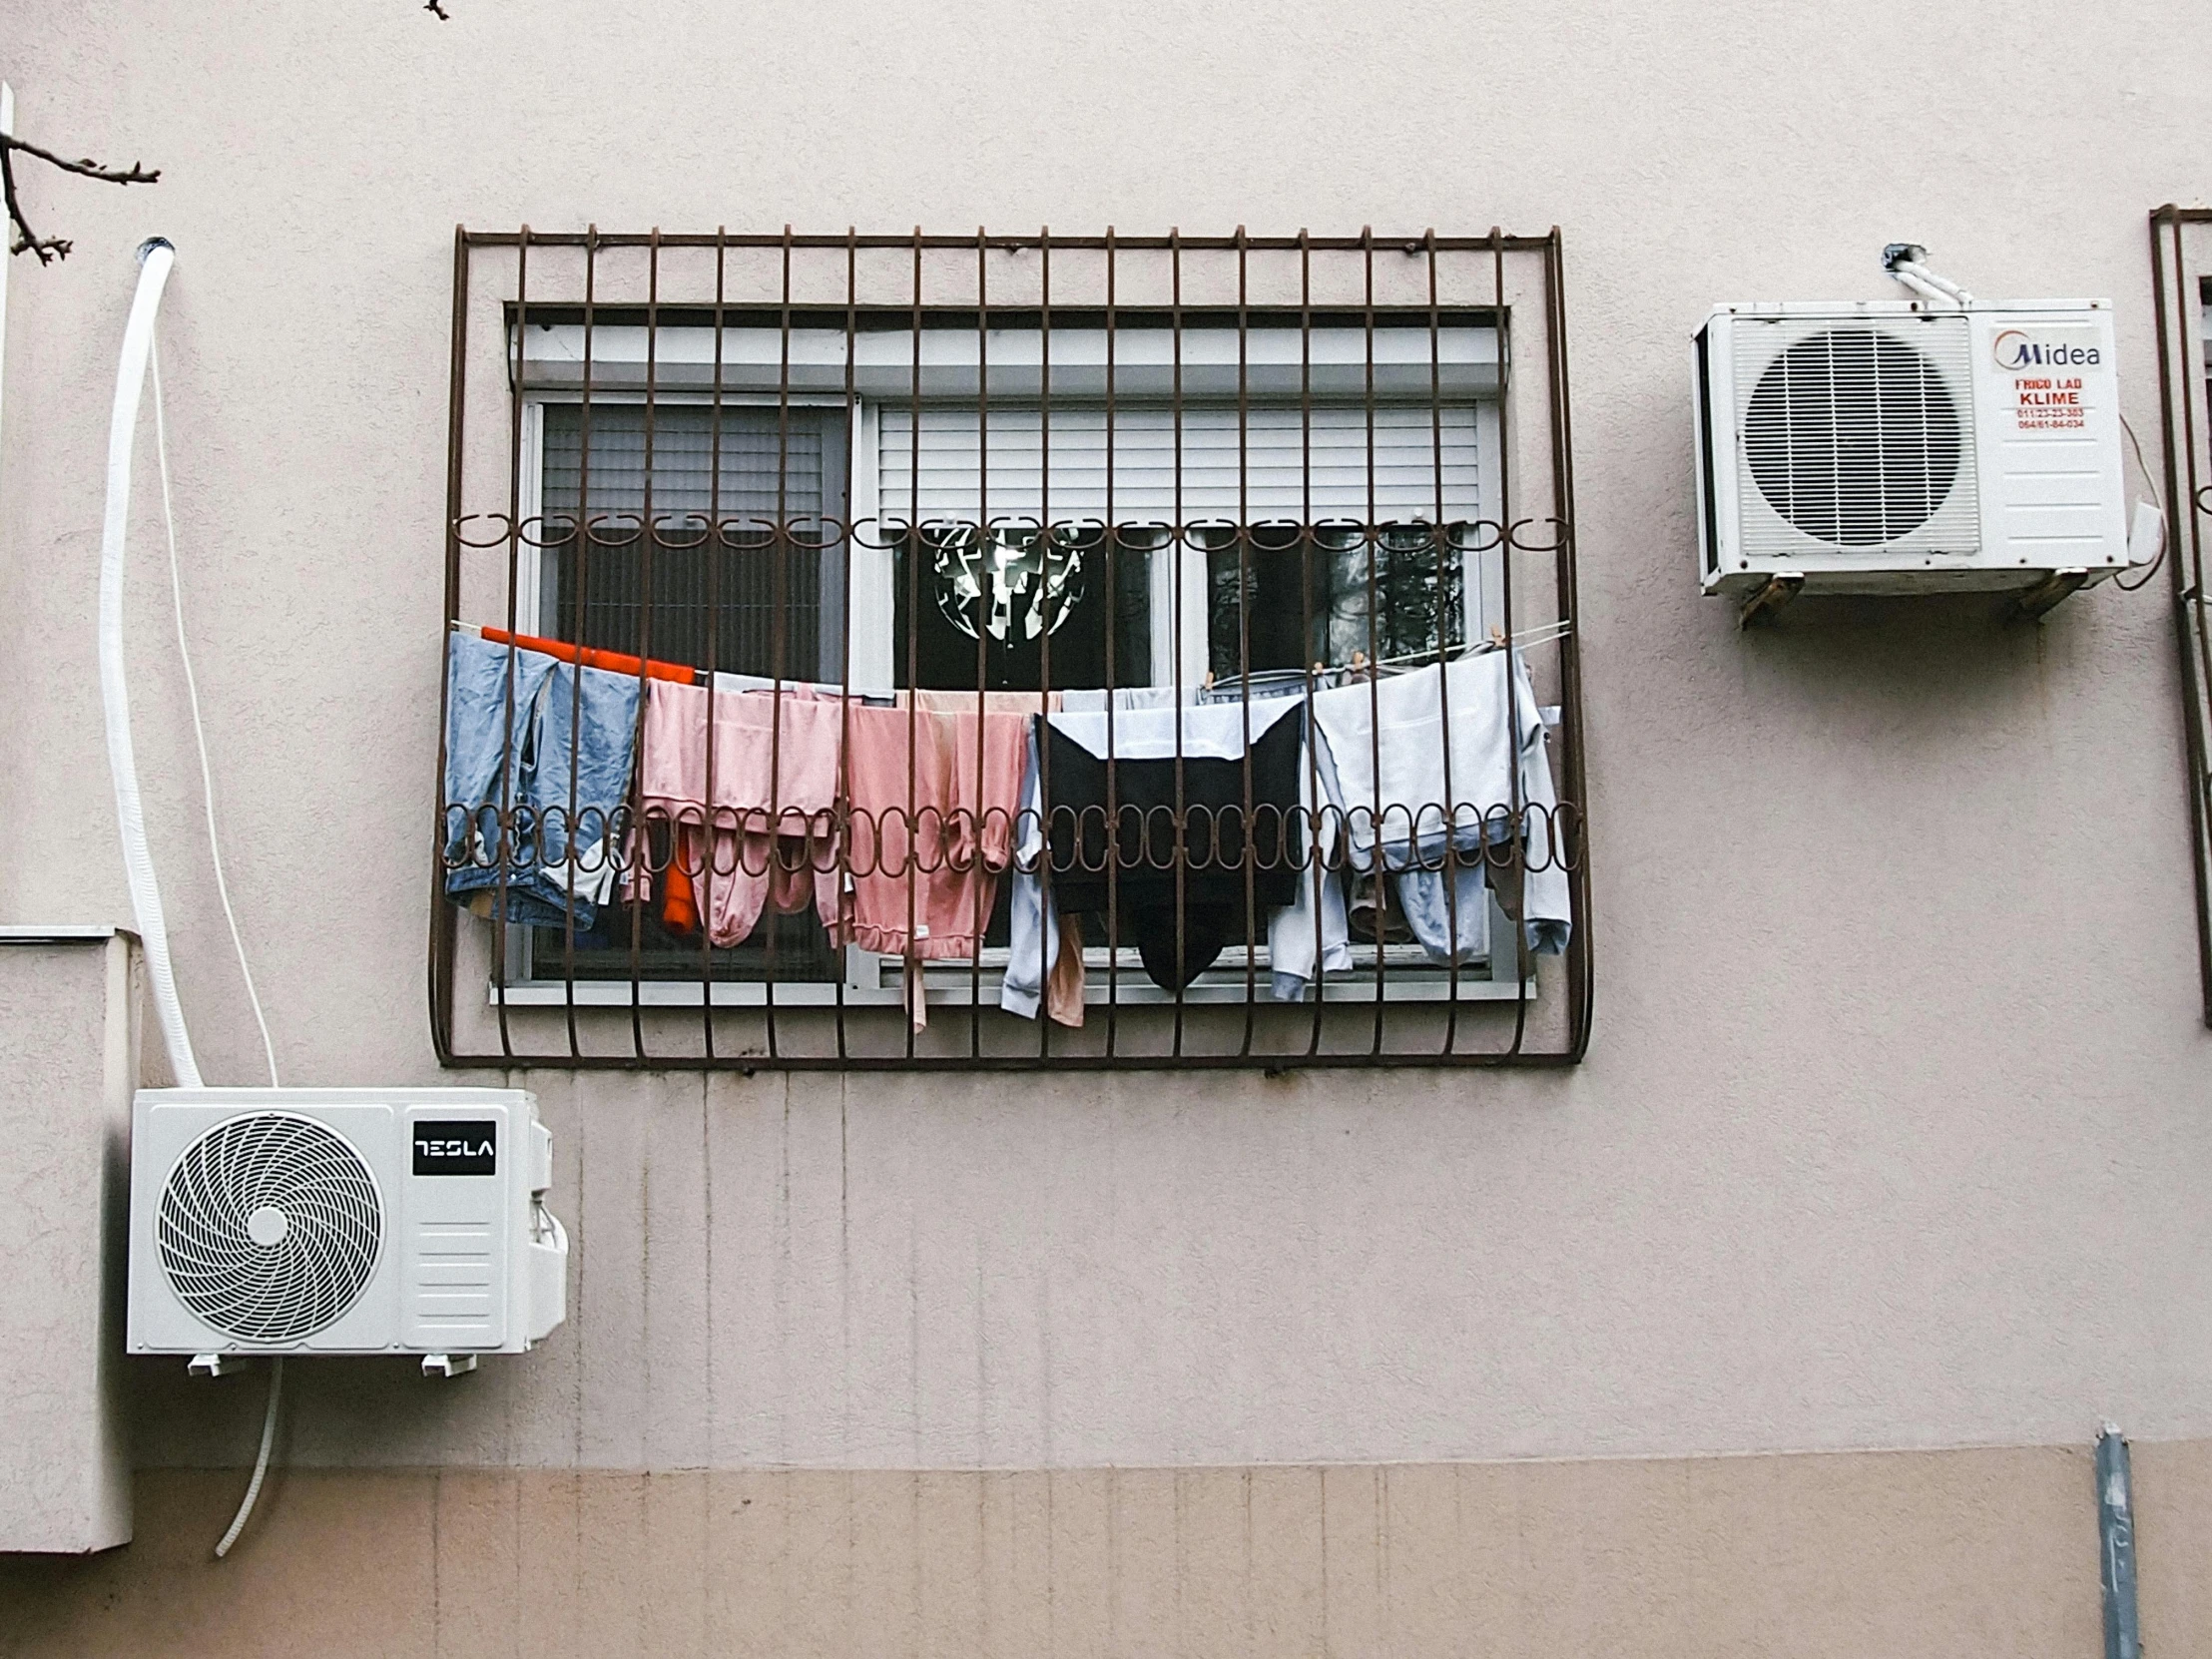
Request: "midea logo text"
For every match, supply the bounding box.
[1993,329,2100,370]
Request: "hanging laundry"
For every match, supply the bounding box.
[1000,723,1090,1026]
[629,680,844,948]
[1262,718,1354,1001]
[443,636,555,884]
[1056,685,1186,714]
[826,703,1030,1029]
[1306,650,1571,965]
[442,633,642,929]
[895,688,1061,716]
[657,857,697,935]
[1034,699,1306,992]
[1389,859,1488,966]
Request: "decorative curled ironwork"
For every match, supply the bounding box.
[432,226,1590,1069]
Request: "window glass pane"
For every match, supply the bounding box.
[892,526,1155,692]
[1209,523,1468,679]
[881,400,1479,684]
[530,403,843,982]
[542,403,836,682]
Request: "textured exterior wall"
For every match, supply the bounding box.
[14,1441,2212,1656]
[0,933,136,1552]
[0,0,2208,1514]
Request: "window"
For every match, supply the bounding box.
[435,229,1589,1068]
[523,401,845,987]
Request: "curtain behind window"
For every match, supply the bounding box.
[543,404,840,683]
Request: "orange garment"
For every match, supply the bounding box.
[662,857,700,935]
[477,626,696,684]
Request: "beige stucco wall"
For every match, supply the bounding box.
[0,933,135,1552]
[1,0,2209,1547]
[11,1440,2212,1655]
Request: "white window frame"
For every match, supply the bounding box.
[494,324,1546,1008]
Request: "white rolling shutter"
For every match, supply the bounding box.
[877,403,1480,524]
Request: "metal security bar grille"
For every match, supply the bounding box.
[2150,207,2212,1025]
[432,227,1590,1069]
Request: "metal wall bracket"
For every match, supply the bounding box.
[2008,569,2089,623]
[1738,574,1803,628]
[188,1353,249,1379]
[421,1352,478,1379]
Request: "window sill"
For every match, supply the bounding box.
[486,965,1539,1009]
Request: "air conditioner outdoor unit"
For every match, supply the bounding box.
[128,1088,567,1368]
[1693,298,2135,601]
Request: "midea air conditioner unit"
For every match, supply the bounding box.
[128,1089,567,1369]
[1693,297,2134,603]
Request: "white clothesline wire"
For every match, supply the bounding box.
[444,615,1575,693]
[1357,617,1574,675]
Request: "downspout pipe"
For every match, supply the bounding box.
[100,237,201,1087]
[2098,1423,2140,1659]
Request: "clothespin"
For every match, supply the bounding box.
[1203,670,1215,693]
[1488,625,1507,649]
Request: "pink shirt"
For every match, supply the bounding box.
[827,704,1029,961]
[632,682,844,947]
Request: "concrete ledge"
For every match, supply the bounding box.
[6,1440,2208,1654]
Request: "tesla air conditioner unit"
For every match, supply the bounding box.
[128,1089,567,1361]
[1693,300,2130,598]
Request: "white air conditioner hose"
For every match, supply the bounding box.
[101,240,287,1562]
[99,237,201,1088]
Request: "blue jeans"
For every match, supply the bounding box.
[1389,820,1569,963]
[1387,827,1491,967]
[443,635,642,929]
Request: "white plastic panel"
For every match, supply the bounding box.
[128,1089,560,1357]
[1970,309,2128,570]
[399,1106,511,1348]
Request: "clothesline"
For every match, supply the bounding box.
[1353,618,1575,676]
[446,617,1576,703]
[448,623,896,701]
[442,624,1574,1027]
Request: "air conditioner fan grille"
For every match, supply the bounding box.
[158,1113,382,1344]
[1743,327,1965,547]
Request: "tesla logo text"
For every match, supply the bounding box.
[413,1119,497,1176]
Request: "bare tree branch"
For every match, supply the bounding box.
[4,0,440,263]
[2,129,160,265]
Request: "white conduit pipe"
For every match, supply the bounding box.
[1909,265,1975,307]
[1891,261,1974,308]
[213,1357,281,1558]
[100,238,202,1088]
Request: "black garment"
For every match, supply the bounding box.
[1041,705,1304,990]
[1126,901,1235,993]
